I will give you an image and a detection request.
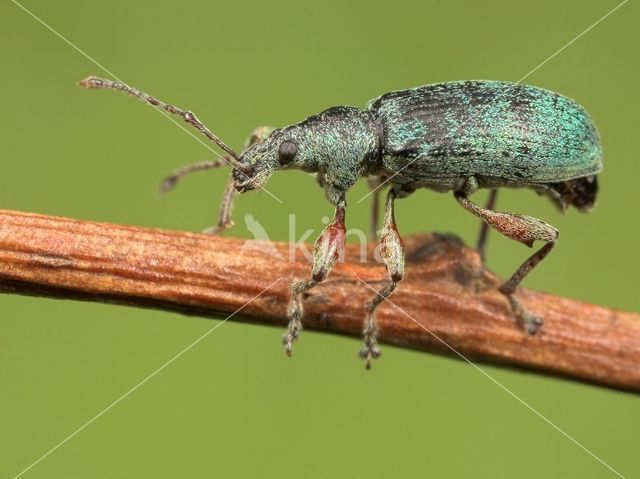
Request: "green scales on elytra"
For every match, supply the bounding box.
[81,77,603,369]
[370,81,601,188]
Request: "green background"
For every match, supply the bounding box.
[1,1,638,477]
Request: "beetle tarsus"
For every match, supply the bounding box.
[283,284,310,356]
[359,318,382,369]
[525,315,544,335]
[282,321,300,357]
[503,293,543,334]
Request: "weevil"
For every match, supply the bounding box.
[80,77,602,368]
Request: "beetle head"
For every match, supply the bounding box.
[233,126,313,193]
[233,106,378,193]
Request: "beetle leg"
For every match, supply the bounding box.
[159,158,237,235]
[360,189,404,368]
[284,195,347,356]
[475,189,498,262]
[366,176,381,241]
[205,127,273,234]
[455,192,558,334]
[159,126,273,235]
[159,158,228,194]
[203,173,237,235]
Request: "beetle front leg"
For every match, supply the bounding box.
[160,126,273,235]
[284,196,347,356]
[160,158,237,235]
[159,158,228,194]
[160,124,273,195]
[361,189,404,368]
[455,192,558,334]
[203,172,237,235]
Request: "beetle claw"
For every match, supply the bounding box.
[504,293,544,335]
[524,313,543,335]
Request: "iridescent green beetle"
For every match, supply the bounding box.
[81,78,602,368]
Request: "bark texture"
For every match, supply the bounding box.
[0,209,638,392]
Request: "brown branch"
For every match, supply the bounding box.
[0,209,638,392]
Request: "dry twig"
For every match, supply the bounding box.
[0,209,638,392]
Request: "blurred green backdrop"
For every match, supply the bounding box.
[1,1,638,478]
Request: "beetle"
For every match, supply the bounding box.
[80,77,602,368]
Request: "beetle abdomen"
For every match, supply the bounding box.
[367,81,602,184]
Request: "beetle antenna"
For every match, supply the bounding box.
[79,76,248,172]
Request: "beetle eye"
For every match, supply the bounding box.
[278,140,297,165]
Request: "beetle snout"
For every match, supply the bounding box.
[232,165,257,193]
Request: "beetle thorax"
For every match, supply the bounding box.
[286,106,380,186]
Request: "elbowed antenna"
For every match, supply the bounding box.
[79,76,249,172]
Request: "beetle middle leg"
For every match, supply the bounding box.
[360,188,404,368]
[475,189,498,262]
[284,193,347,356]
[455,189,558,334]
[366,175,386,242]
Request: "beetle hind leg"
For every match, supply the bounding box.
[360,189,405,368]
[455,192,558,334]
[497,239,557,333]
